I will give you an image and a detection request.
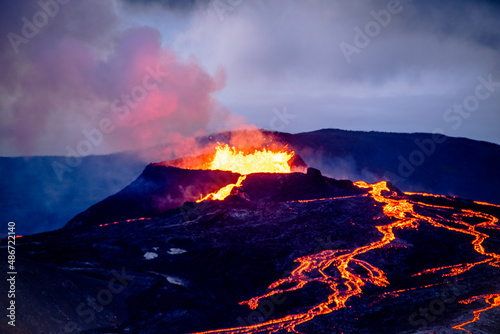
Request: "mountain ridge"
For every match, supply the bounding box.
[2,128,499,235]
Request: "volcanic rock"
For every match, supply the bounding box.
[65,165,240,229]
[6,165,499,334]
[6,181,500,334]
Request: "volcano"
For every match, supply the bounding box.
[3,144,500,334]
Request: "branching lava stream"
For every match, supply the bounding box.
[190,180,500,333]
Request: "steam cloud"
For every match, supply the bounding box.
[0,0,238,157]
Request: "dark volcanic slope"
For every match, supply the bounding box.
[241,168,369,202]
[65,165,240,229]
[3,172,500,334]
[65,166,368,229]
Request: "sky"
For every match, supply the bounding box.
[1,0,499,156]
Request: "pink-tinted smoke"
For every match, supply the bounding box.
[0,0,236,157]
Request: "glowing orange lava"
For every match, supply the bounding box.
[474,200,500,209]
[196,144,294,203]
[190,181,500,334]
[98,217,152,227]
[453,293,500,333]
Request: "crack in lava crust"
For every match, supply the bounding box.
[191,181,500,334]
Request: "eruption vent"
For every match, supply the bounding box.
[196,143,295,202]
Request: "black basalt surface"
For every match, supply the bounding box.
[2,171,500,334]
[65,166,241,229]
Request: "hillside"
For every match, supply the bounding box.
[1,129,499,235]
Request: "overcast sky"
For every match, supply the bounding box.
[1,0,499,156]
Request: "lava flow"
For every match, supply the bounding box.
[191,180,500,334]
[453,293,500,333]
[195,144,295,202]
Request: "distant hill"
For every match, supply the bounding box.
[1,129,499,235]
[278,129,500,204]
[0,153,146,235]
[201,129,500,204]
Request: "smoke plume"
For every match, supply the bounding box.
[0,0,236,157]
